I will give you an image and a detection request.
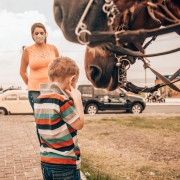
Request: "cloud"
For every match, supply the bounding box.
[0,9,179,89]
[0,10,48,87]
[0,9,86,88]
[0,10,47,50]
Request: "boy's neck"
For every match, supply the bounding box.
[51,82,65,91]
[51,81,66,91]
[49,81,69,98]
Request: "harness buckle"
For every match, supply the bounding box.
[114,30,125,46]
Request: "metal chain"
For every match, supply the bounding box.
[115,55,131,85]
[75,0,120,44]
[102,0,120,26]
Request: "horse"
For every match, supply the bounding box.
[53,0,180,93]
[53,0,180,44]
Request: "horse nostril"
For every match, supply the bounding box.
[90,66,102,81]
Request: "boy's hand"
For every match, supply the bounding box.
[65,85,82,101]
[65,85,84,130]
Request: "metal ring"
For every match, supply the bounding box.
[108,17,114,26]
[115,54,126,59]
[121,59,131,71]
[77,30,91,45]
[105,0,112,3]
[102,1,114,13]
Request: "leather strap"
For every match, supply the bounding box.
[87,23,180,47]
[124,68,180,94]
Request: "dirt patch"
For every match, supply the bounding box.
[79,114,180,179]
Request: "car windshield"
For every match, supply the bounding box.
[118,88,127,94]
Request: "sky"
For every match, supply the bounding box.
[0,0,180,89]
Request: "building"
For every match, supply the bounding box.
[155,75,180,98]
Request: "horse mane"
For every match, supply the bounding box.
[166,0,180,18]
[86,0,180,59]
[169,0,180,7]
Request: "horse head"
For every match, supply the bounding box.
[53,0,110,44]
[53,0,180,92]
[84,46,119,90]
[83,3,163,91]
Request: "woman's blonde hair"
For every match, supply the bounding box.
[48,57,79,82]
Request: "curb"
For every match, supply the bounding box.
[81,171,87,180]
[146,103,180,105]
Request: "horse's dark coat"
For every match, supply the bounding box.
[53,0,180,91]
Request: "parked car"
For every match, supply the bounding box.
[0,86,22,95]
[77,84,146,114]
[0,90,33,115]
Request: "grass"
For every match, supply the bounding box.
[99,116,180,132]
[80,115,180,180]
[81,157,113,180]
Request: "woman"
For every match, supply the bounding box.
[20,22,60,110]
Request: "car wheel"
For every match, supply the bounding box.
[85,103,98,115]
[0,108,8,115]
[160,98,165,103]
[145,98,152,103]
[131,103,143,114]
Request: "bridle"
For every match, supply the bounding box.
[75,0,120,45]
[75,0,180,93]
[75,0,180,51]
[75,0,94,45]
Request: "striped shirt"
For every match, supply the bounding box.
[34,83,80,169]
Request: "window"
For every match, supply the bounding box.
[82,87,93,97]
[119,88,127,94]
[19,94,28,100]
[5,94,17,100]
[109,89,120,96]
[119,98,126,103]
[94,88,108,96]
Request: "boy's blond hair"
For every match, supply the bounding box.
[48,57,79,82]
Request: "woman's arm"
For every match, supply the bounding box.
[52,45,60,57]
[20,49,29,85]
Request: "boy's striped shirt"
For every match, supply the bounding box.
[34,83,80,169]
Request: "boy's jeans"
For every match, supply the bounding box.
[41,162,81,180]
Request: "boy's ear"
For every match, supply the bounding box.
[69,75,76,84]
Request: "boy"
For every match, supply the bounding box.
[34,57,84,180]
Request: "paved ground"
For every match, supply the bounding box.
[0,115,42,180]
[0,115,87,180]
[0,112,179,179]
